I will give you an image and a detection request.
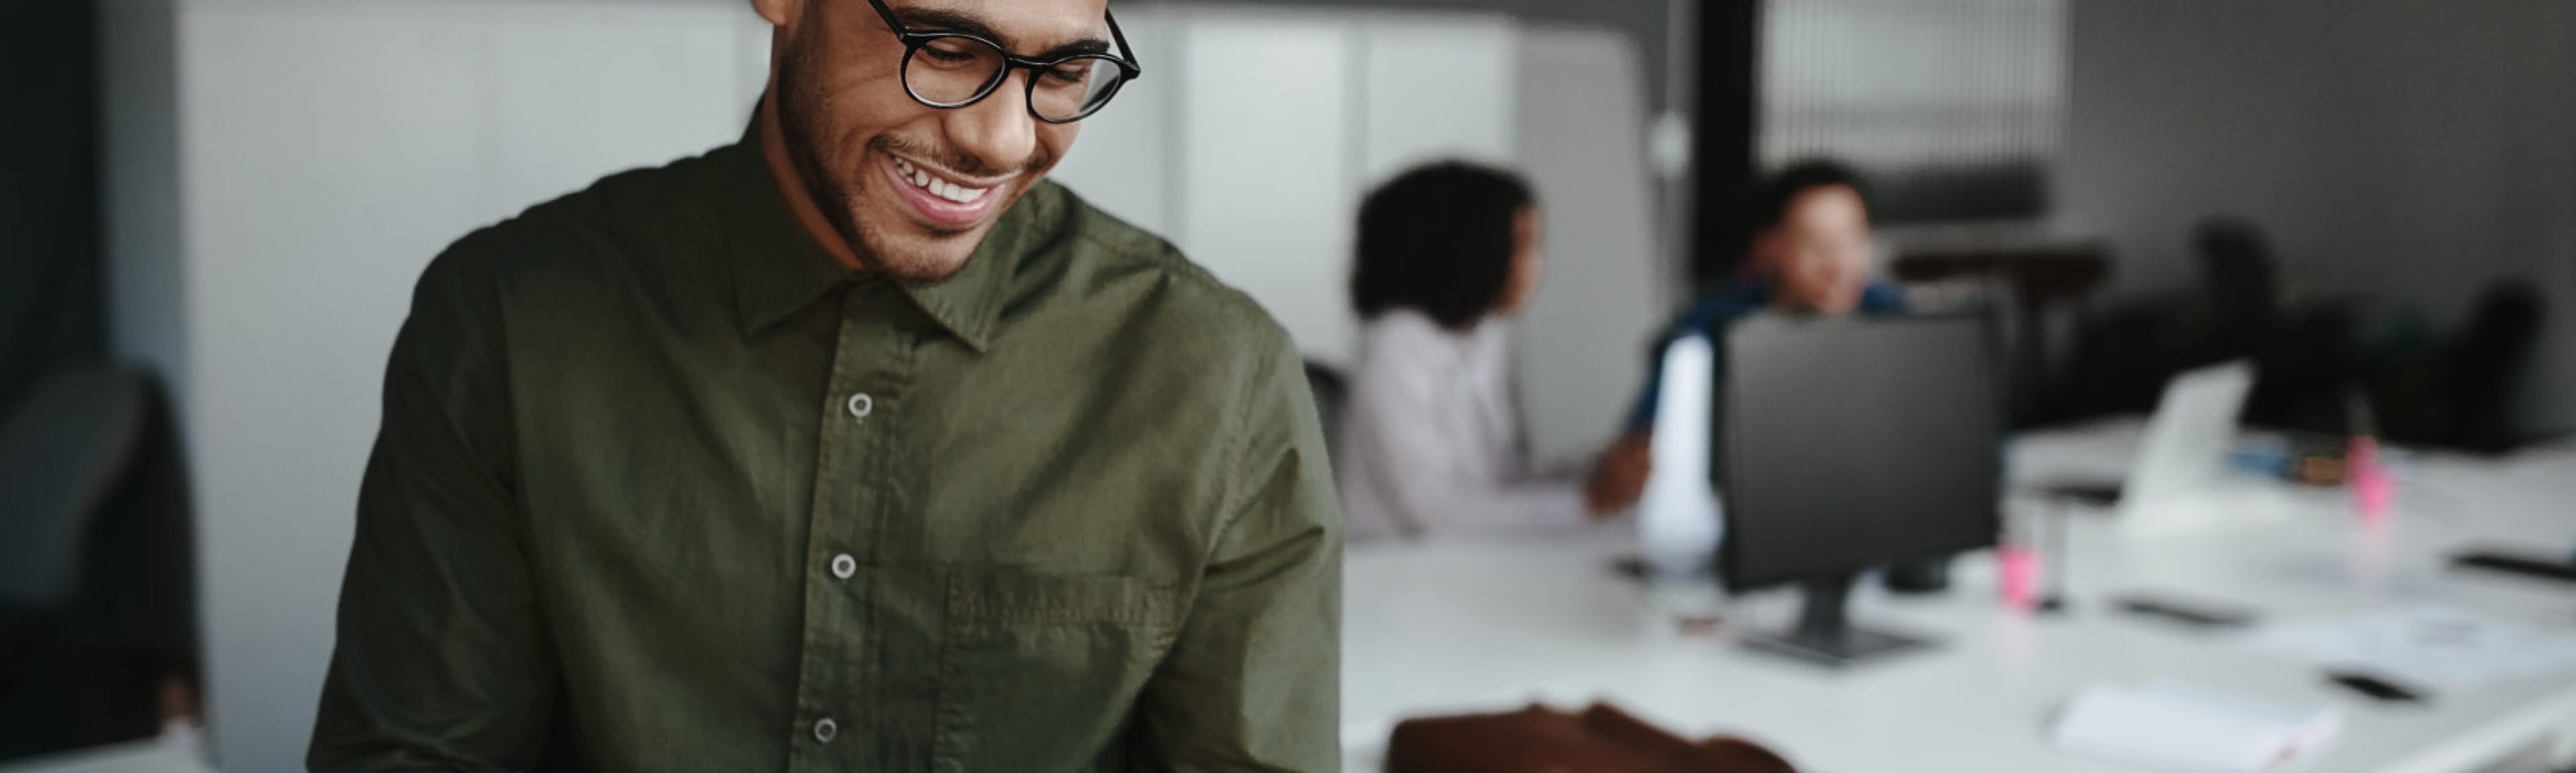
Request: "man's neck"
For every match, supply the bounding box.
[758,92,870,273]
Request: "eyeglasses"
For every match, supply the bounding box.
[863,0,1143,124]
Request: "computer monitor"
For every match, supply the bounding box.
[1718,311,2006,667]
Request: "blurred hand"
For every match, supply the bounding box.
[1585,432,1654,518]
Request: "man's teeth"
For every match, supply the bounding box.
[892,157,989,205]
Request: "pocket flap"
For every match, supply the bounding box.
[946,568,1181,628]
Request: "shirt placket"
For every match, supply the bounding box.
[789,281,914,771]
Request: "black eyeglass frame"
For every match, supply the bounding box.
[863,0,1144,124]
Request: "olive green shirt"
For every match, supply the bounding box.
[310,122,1342,772]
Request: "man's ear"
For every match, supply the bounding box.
[750,0,799,28]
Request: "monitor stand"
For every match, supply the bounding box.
[1740,574,1935,668]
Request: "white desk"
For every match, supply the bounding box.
[1343,420,2576,772]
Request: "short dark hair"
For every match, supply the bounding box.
[1749,159,1872,243]
[1350,161,1537,331]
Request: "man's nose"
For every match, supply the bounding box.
[943,71,1039,176]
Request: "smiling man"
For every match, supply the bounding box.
[306,1,1342,770]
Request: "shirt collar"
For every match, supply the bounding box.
[722,116,1035,352]
[894,188,1046,352]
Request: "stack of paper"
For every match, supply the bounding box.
[2052,683,2341,772]
[2242,607,2576,690]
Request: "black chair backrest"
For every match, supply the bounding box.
[2443,280,2546,451]
[2194,216,2282,354]
[1302,360,1348,474]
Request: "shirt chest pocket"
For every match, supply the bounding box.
[933,568,1184,771]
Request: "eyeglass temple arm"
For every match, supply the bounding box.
[1107,9,1141,76]
[866,0,908,37]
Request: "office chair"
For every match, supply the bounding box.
[0,365,199,761]
[1302,359,1348,475]
[2377,279,2546,453]
[2195,217,2283,361]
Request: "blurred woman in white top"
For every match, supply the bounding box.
[1337,162,1648,540]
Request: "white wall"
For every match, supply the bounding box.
[1053,6,1524,366]
[1356,15,1518,177]
[106,2,768,769]
[181,6,476,768]
[1176,10,1366,363]
[2055,0,2576,433]
[1513,26,1667,464]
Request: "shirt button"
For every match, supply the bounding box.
[846,392,874,420]
[830,553,857,580]
[813,717,838,744]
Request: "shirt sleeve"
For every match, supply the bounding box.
[1622,372,1664,434]
[1623,301,1699,433]
[309,242,557,771]
[1131,334,1342,772]
[1341,339,1590,533]
[1624,290,1763,434]
[1340,317,1597,533]
[1861,279,1911,312]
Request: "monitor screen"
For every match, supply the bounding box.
[1718,311,2006,593]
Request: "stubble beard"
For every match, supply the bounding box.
[775,26,964,282]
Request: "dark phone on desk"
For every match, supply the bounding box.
[2114,594,2257,629]
[2326,670,2428,704]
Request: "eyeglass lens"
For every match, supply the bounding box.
[904,37,1125,121]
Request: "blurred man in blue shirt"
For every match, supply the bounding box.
[1585,160,1906,512]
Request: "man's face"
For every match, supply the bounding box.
[764,0,1106,281]
[1754,184,1874,314]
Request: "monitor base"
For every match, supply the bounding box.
[1737,574,1939,668]
[1741,624,1933,667]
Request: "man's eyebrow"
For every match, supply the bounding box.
[899,8,1005,42]
[900,8,1114,61]
[1032,39,1113,62]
